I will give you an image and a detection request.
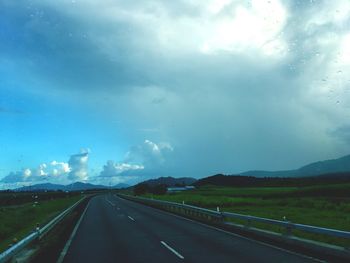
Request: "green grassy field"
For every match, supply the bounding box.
[0,195,82,253]
[142,184,350,247]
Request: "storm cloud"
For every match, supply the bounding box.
[1,0,350,185]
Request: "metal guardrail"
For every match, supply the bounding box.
[119,194,350,246]
[0,197,86,263]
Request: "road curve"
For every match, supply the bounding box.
[63,194,321,263]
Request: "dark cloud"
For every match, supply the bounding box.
[330,125,350,144]
[0,0,150,94]
[0,170,27,184]
[1,0,349,185]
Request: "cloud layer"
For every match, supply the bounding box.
[1,0,350,186]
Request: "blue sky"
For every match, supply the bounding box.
[1,0,350,187]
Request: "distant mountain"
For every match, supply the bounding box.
[15,182,107,192]
[66,182,106,191]
[138,176,197,187]
[113,183,130,189]
[16,183,65,191]
[241,154,350,178]
[195,172,350,187]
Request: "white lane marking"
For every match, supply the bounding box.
[160,241,184,260]
[57,199,91,263]
[116,196,324,263]
[106,199,115,207]
[128,216,135,221]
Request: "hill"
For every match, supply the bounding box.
[241,154,350,177]
[194,172,350,187]
[138,176,196,187]
[113,183,130,189]
[15,183,65,191]
[15,182,107,192]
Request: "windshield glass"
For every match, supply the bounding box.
[1,0,349,188]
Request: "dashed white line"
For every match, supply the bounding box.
[117,196,323,263]
[160,241,184,260]
[106,199,115,207]
[128,216,135,221]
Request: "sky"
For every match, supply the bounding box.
[1,0,350,188]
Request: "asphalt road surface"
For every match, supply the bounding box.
[63,194,322,263]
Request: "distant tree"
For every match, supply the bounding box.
[133,183,150,195]
[151,184,167,195]
[175,182,185,187]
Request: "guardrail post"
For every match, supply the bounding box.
[284,222,293,237]
[245,218,252,229]
[35,223,40,243]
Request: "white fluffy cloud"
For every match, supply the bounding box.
[99,160,144,179]
[1,150,88,185]
[68,152,89,181]
[125,140,173,167]
[98,140,173,183]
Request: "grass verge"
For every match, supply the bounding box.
[140,184,350,247]
[0,195,82,253]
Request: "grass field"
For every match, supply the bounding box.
[0,195,82,253]
[142,183,350,247]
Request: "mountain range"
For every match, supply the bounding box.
[15,182,129,192]
[137,176,197,187]
[12,154,350,191]
[241,154,350,177]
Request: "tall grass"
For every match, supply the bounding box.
[143,183,350,247]
[0,195,82,252]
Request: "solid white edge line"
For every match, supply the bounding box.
[128,216,135,221]
[114,195,324,263]
[160,241,184,260]
[56,198,91,263]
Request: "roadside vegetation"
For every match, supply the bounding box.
[137,183,350,247]
[0,192,82,253]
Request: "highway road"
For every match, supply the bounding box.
[62,194,322,263]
